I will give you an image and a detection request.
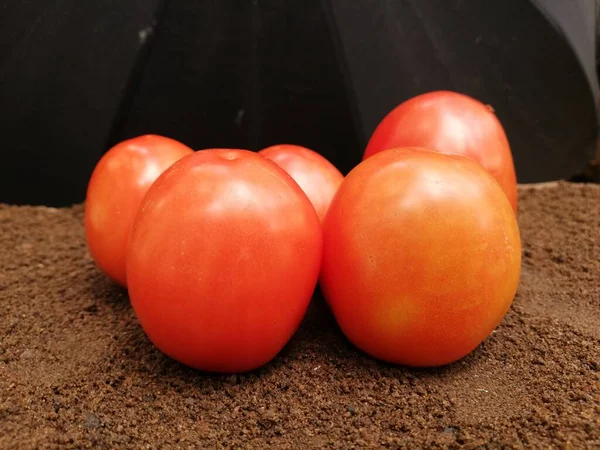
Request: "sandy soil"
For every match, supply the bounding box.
[0,182,599,449]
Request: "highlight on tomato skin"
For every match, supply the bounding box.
[84,134,194,287]
[259,144,344,223]
[126,148,323,374]
[363,90,518,213]
[320,147,522,368]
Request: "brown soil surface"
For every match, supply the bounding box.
[1,182,599,449]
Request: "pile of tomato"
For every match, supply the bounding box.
[85,91,521,373]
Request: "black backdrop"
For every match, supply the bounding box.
[0,0,598,206]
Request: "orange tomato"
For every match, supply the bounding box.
[364,91,518,212]
[84,134,193,287]
[259,144,344,222]
[126,149,323,373]
[320,148,521,367]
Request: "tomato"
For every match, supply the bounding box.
[126,149,323,373]
[259,144,344,222]
[320,148,521,367]
[84,134,193,287]
[364,91,518,212]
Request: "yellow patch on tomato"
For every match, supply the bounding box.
[376,296,419,337]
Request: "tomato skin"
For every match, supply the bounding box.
[320,148,521,367]
[126,149,322,373]
[84,135,193,287]
[259,144,344,222]
[364,91,518,212]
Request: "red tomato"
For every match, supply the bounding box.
[84,134,193,287]
[126,149,323,373]
[320,148,521,367]
[364,91,518,212]
[259,144,344,222]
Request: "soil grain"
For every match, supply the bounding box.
[0,182,599,449]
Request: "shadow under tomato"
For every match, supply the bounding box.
[85,268,129,307]
[106,281,496,395]
[106,291,347,385]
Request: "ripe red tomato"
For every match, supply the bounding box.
[126,149,323,373]
[364,91,518,212]
[320,148,521,367]
[84,134,193,287]
[259,144,344,222]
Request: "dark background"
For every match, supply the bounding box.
[1,0,598,206]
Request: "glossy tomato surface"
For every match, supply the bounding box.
[126,149,323,373]
[259,144,344,222]
[321,148,521,367]
[84,134,193,286]
[364,91,518,212]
